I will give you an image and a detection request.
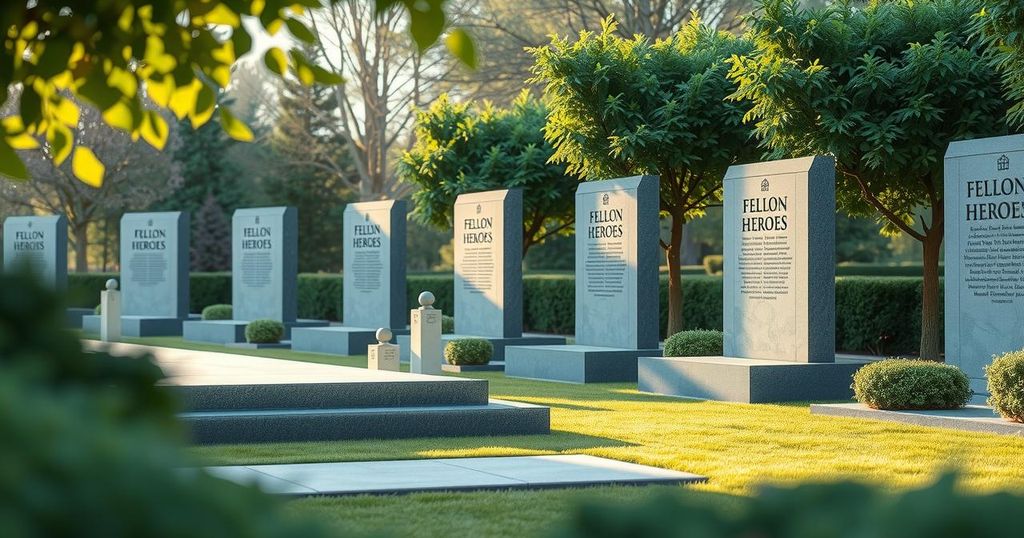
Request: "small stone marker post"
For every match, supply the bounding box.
[100,278,121,342]
[410,291,442,375]
[367,328,400,372]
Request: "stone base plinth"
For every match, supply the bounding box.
[397,334,566,363]
[183,319,328,344]
[83,315,193,337]
[505,345,661,383]
[638,356,869,403]
[442,362,506,373]
[67,307,94,327]
[292,326,408,356]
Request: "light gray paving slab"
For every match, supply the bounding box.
[203,466,318,495]
[811,403,1024,436]
[206,455,705,496]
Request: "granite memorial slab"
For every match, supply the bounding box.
[183,207,325,344]
[82,212,191,336]
[638,156,865,402]
[505,176,661,383]
[397,189,563,364]
[292,200,407,355]
[945,134,1024,402]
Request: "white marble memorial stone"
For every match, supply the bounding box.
[722,156,835,363]
[453,189,523,338]
[343,200,406,328]
[120,212,189,319]
[100,279,122,342]
[411,292,443,375]
[367,328,400,371]
[232,207,297,322]
[3,214,67,289]
[945,134,1024,395]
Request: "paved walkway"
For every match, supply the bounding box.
[206,455,705,496]
[811,403,1024,436]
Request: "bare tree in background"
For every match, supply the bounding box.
[1,101,179,271]
[562,0,753,37]
[309,0,450,199]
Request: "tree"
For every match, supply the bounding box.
[0,1,468,185]
[190,192,232,271]
[979,0,1024,127]
[1,100,176,271]
[530,17,757,337]
[562,0,754,37]
[836,214,891,264]
[729,0,1009,360]
[400,92,578,254]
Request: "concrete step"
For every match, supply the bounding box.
[180,399,550,445]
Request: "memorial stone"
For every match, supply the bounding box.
[638,157,864,402]
[100,279,121,342]
[368,328,400,372]
[291,200,407,355]
[505,176,660,383]
[945,134,1024,400]
[410,292,442,375]
[3,214,67,289]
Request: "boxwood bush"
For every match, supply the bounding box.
[852,359,971,410]
[444,338,493,365]
[441,315,455,334]
[245,319,284,344]
[664,330,723,357]
[986,350,1024,423]
[201,304,232,321]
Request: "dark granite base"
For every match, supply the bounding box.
[397,334,568,362]
[638,356,869,403]
[226,341,292,350]
[442,361,506,373]
[291,325,408,356]
[810,403,1024,436]
[182,319,328,344]
[82,315,190,337]
[505,345,662,383]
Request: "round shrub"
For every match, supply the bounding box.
[202,304,232,321]
[441,314,455,334]
[444,338,493,365]
[986,350,1024,423]
[94,303,102,315]
[245,319,284,344]
[664,330,723,357]
[853,359,972,410]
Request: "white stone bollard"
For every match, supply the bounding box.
[410,291,442,375]
[100,278,122,342]
[367,328,400,372]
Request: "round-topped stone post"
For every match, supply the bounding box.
[100,278,122,342]
[410,291,442,374]
[367,327,400,372]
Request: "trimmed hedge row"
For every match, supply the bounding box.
[67,273,938,355]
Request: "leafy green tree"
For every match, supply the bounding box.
[979,0,1024,126]
[0,1,467,185]
[836,214,891,264]
[401,92,579,254]
[530,17,757,336]
[729,0,1009,360]
[190,192,231,271]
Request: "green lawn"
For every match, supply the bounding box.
[126,336,1024,538]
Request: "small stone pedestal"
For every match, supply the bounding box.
[100,279,121,342]
[368,328,400,372]
[410,292,442,375]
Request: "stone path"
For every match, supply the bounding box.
[205,455,706,496]
[811,403,1024,436]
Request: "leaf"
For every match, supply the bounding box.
[140,111,169,150]
[101,101,135,131]
[445,29,477,68]
[219,108,253,142]
[72,146,104,187]
[34,39,73,79]
[190,84,216,128]
[47,124,73,165]
[0,139,29,180]
[311,64,344,85]
[54,98,80,127]
[285,18,316,44]
[264,47,288,75]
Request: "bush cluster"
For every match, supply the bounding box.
[852,359,971,410]
[444,338,493,365]
[201,304,232,320]
[67,273,937,356]
[986,350,1024,423]
[441,315,455,334]
[664,330,723,357]
[245,320,284,344]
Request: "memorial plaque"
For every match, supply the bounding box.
[722,156,835,363]
[232,207,297,322]
[945,134,1024,394]
[575,177,659,349]
[453,189,522,338]
[343,200,406,328]
[120,212,189,319]
[2,214,67,289]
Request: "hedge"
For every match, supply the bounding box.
[67,273,939,355]
[852,359,971,410]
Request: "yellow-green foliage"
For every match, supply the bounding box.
[444,338,493,365]
[987,350,1024,423]
[853,359,971,410]
[245,320,284,344]
[201,304,232,321]
[663,330,723,357]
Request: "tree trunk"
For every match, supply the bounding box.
[665,212,684,338]
[73,224,88,272]
[919,228,944,361]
